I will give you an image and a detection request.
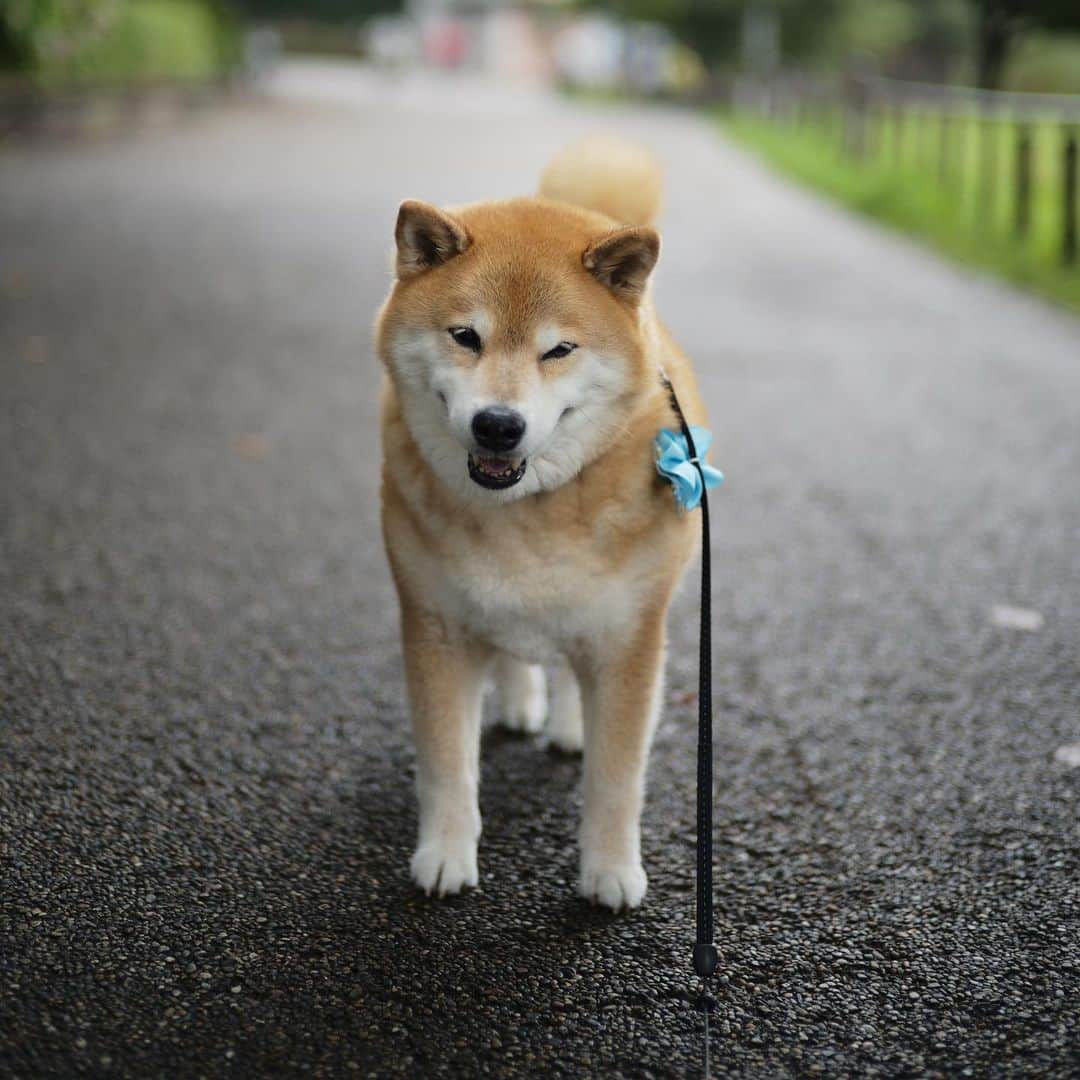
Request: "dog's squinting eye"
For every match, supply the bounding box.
[541,342,577,362]
[448,326,482,353]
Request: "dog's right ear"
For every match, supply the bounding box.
[395,200,469,280]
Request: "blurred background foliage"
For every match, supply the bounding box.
[1,0,1075,310]
[581,0,1080,89]
[1,1,1078,95]
[0,0,240,84]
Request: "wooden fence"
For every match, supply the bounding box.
[733,74,1080,268]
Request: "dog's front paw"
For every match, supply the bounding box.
[578,860,647,911]
[410,829,479,897]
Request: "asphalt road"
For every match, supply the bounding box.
[2,61,1079,1078]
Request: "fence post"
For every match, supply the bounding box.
[978,112,997,226]
[965,112,978,218]
[1065,127,1078,266]
[939,111,951,185]
[844,82,868,162]
[921,107,934,172]
[1015,122,1032,238]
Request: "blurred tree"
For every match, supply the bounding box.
[970,0,1080,88]
[1,0,239,78]
[844,0,971,81]
[2,0,116,69]
[904,0,972,80]
[582,0,849,68]
[231,0,401,21]
[582,0,1080,88]
[580,0,739,66]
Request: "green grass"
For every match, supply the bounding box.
[721,109,1080,313]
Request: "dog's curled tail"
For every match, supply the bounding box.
[539,134,662,227]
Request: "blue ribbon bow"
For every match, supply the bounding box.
[654,426,724,511]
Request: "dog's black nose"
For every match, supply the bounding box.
[472,407,526,453]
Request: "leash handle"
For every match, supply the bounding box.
[660,377,719,983]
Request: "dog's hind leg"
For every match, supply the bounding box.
[546,658,584,753]
[492,653,547,735]
[402,600,491,898]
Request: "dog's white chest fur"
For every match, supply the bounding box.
[425,536,651,664]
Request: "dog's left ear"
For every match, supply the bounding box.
[583,226,660,302]
[395,199,470,280]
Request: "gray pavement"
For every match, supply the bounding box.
[2,61,1079,1078]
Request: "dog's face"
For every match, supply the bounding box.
[376,198,659,503]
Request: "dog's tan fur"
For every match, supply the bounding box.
[376,136,709,909]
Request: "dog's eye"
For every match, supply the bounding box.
[448,327,482,353]
[541,342,577,362]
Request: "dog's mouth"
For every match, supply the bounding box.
[468,453,527,490]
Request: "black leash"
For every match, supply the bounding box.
[660,374,719,1077]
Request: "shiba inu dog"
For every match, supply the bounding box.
[376,135,710,911]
